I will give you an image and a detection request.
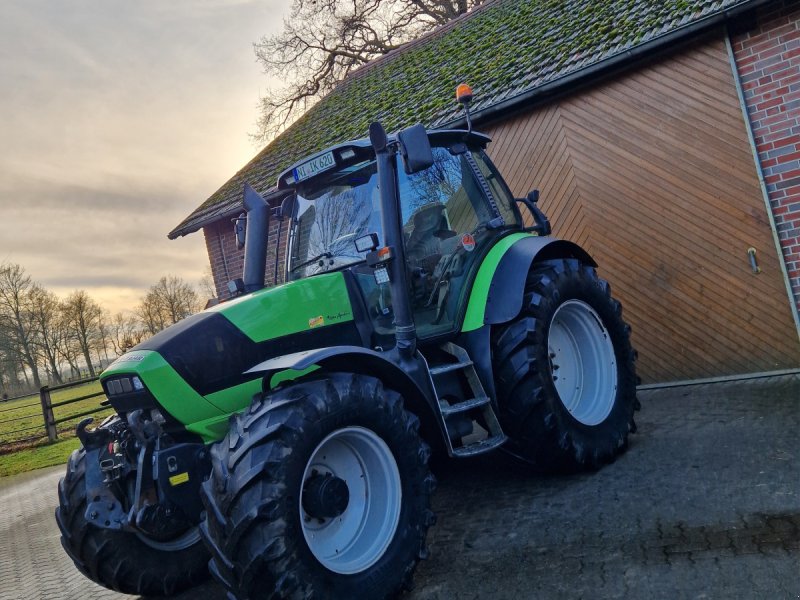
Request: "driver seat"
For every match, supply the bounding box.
[406,203,446,265]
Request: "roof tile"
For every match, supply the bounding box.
[170,0,761,238]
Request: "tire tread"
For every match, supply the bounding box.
[492,259,639,473]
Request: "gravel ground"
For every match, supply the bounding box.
[0,374,797,600]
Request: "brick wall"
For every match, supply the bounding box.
[732,0,800,315]
[203,215,289,300]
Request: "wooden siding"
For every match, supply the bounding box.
[484,37,800,383]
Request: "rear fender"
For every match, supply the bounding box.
[246,347,446,453]
[460,236,596,399]
[463,235,596,331]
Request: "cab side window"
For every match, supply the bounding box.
[398,147,494,337]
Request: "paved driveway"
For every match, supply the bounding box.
[1,375,798,599]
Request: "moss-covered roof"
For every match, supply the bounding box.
[170,0,762,238]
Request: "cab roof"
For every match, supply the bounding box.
[277,129,492,190]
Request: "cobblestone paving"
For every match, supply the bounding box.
[0,375,797,599]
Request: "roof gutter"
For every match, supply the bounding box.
[168,187,284,239]
[442,0,772,129]
[167,205,240,239]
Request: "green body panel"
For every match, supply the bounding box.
[186,368,322,443]
[101,274,356,443]
[208,272,354,342]
[204,380,263,417]
[186,413,238,442]
[461,232,533,332]
[102,351,224,425]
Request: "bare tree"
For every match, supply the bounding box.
[198,265,216,302]
[0,262,42,389]
[109,312,146,356]
[253,0,484,140]
[29,285,64,384]
[62,290,103,378]
[0,330,23,396]
[137,292,164,337]
[137,276,200,336]
[95,310,112,369]
[55,320,83,381]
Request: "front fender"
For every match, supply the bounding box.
[246,346,445,452]
[462,233,596,332]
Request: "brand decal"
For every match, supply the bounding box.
[461,233,476,252]
[113,353,146,363]
[309,315,325,328]
[326,311,351,321]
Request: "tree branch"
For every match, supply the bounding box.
[252,0,481,142]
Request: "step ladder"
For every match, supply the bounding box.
[426,342,507,457]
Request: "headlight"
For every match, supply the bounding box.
[105,376,143,396]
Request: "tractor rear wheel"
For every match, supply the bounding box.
[491,258,639,472]
[55,448,210,596]
[200,372,436,599]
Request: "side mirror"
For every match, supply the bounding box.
[355,232,379,253]
[397,123,434,174]
[233,213,246,249]
[279,194,295,220]
[516,189,551,236]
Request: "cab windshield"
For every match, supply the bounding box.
[285,142,520,310]
[287,158,382,280]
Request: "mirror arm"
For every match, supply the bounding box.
[516,190,551,236]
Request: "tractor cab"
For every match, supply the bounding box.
[278,129,522,342]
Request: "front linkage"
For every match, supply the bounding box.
[56,413,211,596]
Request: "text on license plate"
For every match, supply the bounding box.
[293,151,336,182]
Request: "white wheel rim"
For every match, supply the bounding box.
[300,426,401,574]
[548,300,617,426]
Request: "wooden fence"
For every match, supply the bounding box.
[0,396,43,447]
[0,377,110,450]
[39,378,108,442]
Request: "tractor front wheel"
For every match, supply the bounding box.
[55,448,210,596]
[491,258,639,472]
[201,372,436,599]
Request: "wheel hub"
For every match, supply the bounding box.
[302,471,350,520]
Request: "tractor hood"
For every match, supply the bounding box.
[101,272,363,440]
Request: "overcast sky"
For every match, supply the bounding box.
[0,0,289,313]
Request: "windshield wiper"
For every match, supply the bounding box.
[291,252,333,273]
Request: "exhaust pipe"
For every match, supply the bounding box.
[369,121,416,359]
[242,183,270,293]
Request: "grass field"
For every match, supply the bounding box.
[0,436,82,478]
[0,380,113,478]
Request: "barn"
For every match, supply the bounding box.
[170,0,800,384]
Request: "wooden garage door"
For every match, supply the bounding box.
[484,36,800,383]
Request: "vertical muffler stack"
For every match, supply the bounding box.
[242,183,270,293]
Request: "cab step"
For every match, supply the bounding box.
[430,360,473,376]
[452,434,507,457]
[438,395,490,416]
[424,342,506,457]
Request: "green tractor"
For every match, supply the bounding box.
[56,88,638,599]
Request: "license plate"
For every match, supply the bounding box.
[293,151,336,182]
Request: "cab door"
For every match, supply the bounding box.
[397,145,518,338]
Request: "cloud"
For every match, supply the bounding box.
[0,0,289,314]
